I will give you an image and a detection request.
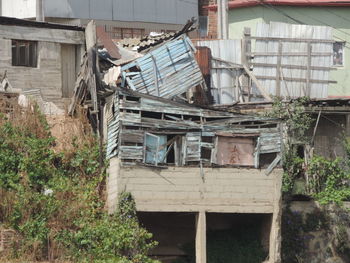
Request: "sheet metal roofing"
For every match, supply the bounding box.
[207,0,350,10]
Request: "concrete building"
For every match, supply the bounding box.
[0,0,199,39]
[203,0,350,98]
[0,16,85,113]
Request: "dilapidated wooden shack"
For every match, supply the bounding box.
[106,88,282,170]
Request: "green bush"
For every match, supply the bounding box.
[0,107,158,262]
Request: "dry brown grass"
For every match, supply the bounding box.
[46,108,94,153]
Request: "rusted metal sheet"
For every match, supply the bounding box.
[195,46,211,76]
[216,136,255,166]
[96,26,121,59]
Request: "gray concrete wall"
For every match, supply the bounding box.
[108,158,282,214]
[107,158,282,263]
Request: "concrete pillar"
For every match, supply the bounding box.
[269,172,282,263]
[222,0,228,39]
[36,0,44,22]
[195,211,206,263]
[217,0,222,39]
[107,157,121,214]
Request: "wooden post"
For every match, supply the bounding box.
[306,42,312,97]
[242,27,252,101]
[196,211,206,263]
[151,56,159,96]
[276,41,282,97]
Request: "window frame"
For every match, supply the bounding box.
[11,39,38,68]
[333,41,345,67]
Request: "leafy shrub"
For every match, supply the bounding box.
[0,106,158,262]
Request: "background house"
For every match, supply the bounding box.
[203,0,350,98]
[0,16,85,113]
[0,0,199,39]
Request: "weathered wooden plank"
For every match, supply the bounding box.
[119,146,144,159]
[120,130,144,144]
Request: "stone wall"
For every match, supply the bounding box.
[287,201,350,263]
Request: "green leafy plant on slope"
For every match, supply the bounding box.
[0,105,158,263]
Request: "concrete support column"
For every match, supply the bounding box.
[195,211,206,263]
[36,0,44,22]
[107,157,121,214]
[346,114,350,137]
[269,173,282,263]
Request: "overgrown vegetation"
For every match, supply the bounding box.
[0,105,158,262]
[268,97,350,204]
[269,97,350,262]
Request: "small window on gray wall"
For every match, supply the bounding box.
[12,40,38,67]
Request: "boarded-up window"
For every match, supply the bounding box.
[11,40,37,67]
[144,133,167,165]
[215,136,255,166]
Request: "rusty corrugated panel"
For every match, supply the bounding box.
[96,26,121,59]
[195,46,211,76]
[193,46,212,105]
[216,136,255,166]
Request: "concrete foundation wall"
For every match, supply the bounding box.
[108,157,282,214]
[108,159,282,263]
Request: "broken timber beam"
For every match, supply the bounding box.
[242,64,271,101]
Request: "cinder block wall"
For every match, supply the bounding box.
[108,157,282,214]
[0,39,62,102]
[107,157,282,262]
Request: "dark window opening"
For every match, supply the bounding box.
[296,145,305,159]
[164,113,182,121]
[125,96,140,102]
[201,136,213,143]
[12,40,37,67]
[141,111,163,119]
[184,115,201,121]
[123,125,140,130]
[259,153,278,168]
[201,147,211,162]
[333,41,344,67]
